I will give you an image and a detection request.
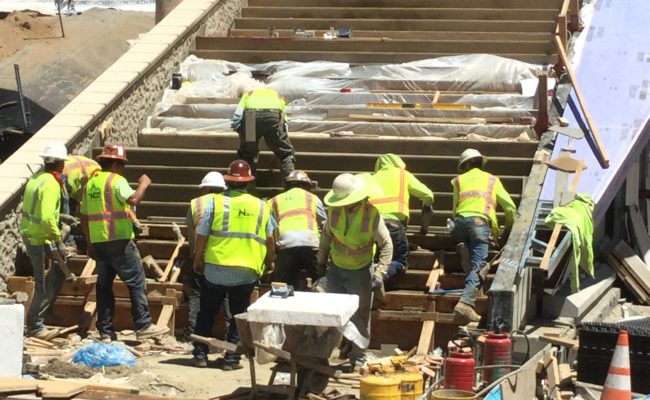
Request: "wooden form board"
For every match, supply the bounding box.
[610,241,650,302]
[37,380,87,399]
[416,303,436,355]
[0,377,39,395]
[627,205,650,266]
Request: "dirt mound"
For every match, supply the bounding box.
[0,11,58,59]
[40,358,142,379]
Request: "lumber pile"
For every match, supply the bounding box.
[605,241,650,305]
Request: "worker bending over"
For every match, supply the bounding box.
[451,149,516,323]
[231,83,295,178]
[269,170,326,290]
[317,173,392,369]
[20,142,69,339]
[192,160,276,370]
[184,172,227,339]
[81,145,168,342]
[369,154,434,281]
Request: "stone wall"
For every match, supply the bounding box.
[0,0,242,292]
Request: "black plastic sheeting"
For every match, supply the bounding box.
[577,318,650,394]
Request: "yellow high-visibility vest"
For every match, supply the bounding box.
[369,168,409,221]
[64,155,100,200]
[240,88,285,111]
[269,188,318,235]
[84,172,134,243]
[20,172,61,245]
[204,191,270,276]
[190,194,215,228]
[452,168,499,235]
[328,202,378,270]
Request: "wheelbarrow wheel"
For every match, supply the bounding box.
[298,358,330,395]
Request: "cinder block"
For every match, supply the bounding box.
[0,304,24,377]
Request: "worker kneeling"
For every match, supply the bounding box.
[269,170,326,290]
[192,160,276,370]
[451,149,516,323]
[316,173,392,369]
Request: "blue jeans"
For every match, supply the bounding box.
[93,240,152,336]
[452,217,489,307]
[192,279,254,363]
[384,221,408,279]
[24,238,66,334]
[185,272,231,338]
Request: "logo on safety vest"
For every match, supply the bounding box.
[238,208,251,217]
[87,184,101,200]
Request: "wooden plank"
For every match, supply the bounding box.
[37,380,87,399]
[416,303,436,355]
[348,113,490,125]
[425,270,441,291]
[540,334,578,349]
[612,241,650,295]
[0,377,39,395]
[604,251,650,304]
[627,205,650,266]
[554,35,609,168]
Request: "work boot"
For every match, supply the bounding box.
[136,324,169,340]
[192,355,208,368]
[457,243,470,273]
[100,332,117,343]
[454,302,481,324]
[222,360,243,371]
[30,327,58,340]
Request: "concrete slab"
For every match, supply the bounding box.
[95,70,140,85]
[0,162,43,179]
[46,114,94,128]
[31,126,83,141]
[128,43,170,56]
[165,9,204,21]
[57,102,106,117]
[581,288,621,323]
[106,62,150,74]
[0,304,24,377]
[116,52,157,64]
[72,91,120,105]
[136,34,178,46]
[246,292,358,326]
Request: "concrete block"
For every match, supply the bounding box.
[129,43,171,56]
[47,114,94,128]
[106,62,150,74]
[246,292,358,327]
[95,70,139,85]
[136,34,178,46]
[0,162,42,179]
[117,52,158,64]
[57,102,105,117]
[72,91,119,105]
[173,2,211,12]
[581,288,621,323]
[158,16,193,29]
[31,126,81,141]
[0,304,24,377]
[167,9,204,21]
[147,24,188,36]
[543,264,616,319]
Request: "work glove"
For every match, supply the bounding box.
[371,272,385,290]
[55,240,70,260]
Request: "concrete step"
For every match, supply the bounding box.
[190,49,556,65]
[195,37,553,55]
[233,17,556,33]
[246,0,563,8]
[137,132,539,158]
[228,29,554,42]
[101,147,534,176]
[239,7,559,21]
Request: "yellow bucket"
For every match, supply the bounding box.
[360,376,401,400]
[431,389,476,400]
[394,372,423,399]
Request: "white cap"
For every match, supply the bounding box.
[199,171,226,189]
[458,148,487,171]
[39,142,68,162]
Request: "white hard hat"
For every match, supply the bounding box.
[458,148,487,171]
[324,173,368,207]
[199,171,226,189]
[39,142,68,162]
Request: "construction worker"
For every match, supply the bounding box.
[317,173,392,369]
[268,170,326,290]
[184,171,227,339]
[451,149,516,323]
[192,160,276,370]
[230,83,295,178]
[20,142,69,339]
[370,154,434,280]
[80,144,168,342]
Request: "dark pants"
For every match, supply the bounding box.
[185,272,231,339]
[192,279,255,363]
[275,246,318,290]
[93,239,152,336]
[384,221,409,279]
[24,239,66,335]
[451,217,489,307]
[237,110,295,177]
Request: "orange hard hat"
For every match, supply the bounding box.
[96,144,128,162]
[286,170,312,184]
[224,160,254,182]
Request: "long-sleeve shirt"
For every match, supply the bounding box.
[317,211,392,277]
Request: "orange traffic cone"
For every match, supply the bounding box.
[600,329,631,400]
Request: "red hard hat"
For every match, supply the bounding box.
[224,160,254,182]
[96,144,128,162]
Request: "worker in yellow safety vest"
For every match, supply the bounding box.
[60,155,101,250]
[370,154,434,281]
[80,144,168,342]
[20,142,69,339]
[230,80,295,178]
[184,171,227,339]
[316,173,392,370]
[268,170,326,290]
[450,148,516,323]
[191,160,276,370]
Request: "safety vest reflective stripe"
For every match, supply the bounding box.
[454,173,497,216]
[330,206,371,233]
[272,191,316,231]
[331,236,374,256]
[211,195,266,244]
[369,169,407,214]
[484,176,496,215]
[86,211,130,222]
[191,196,205,227]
